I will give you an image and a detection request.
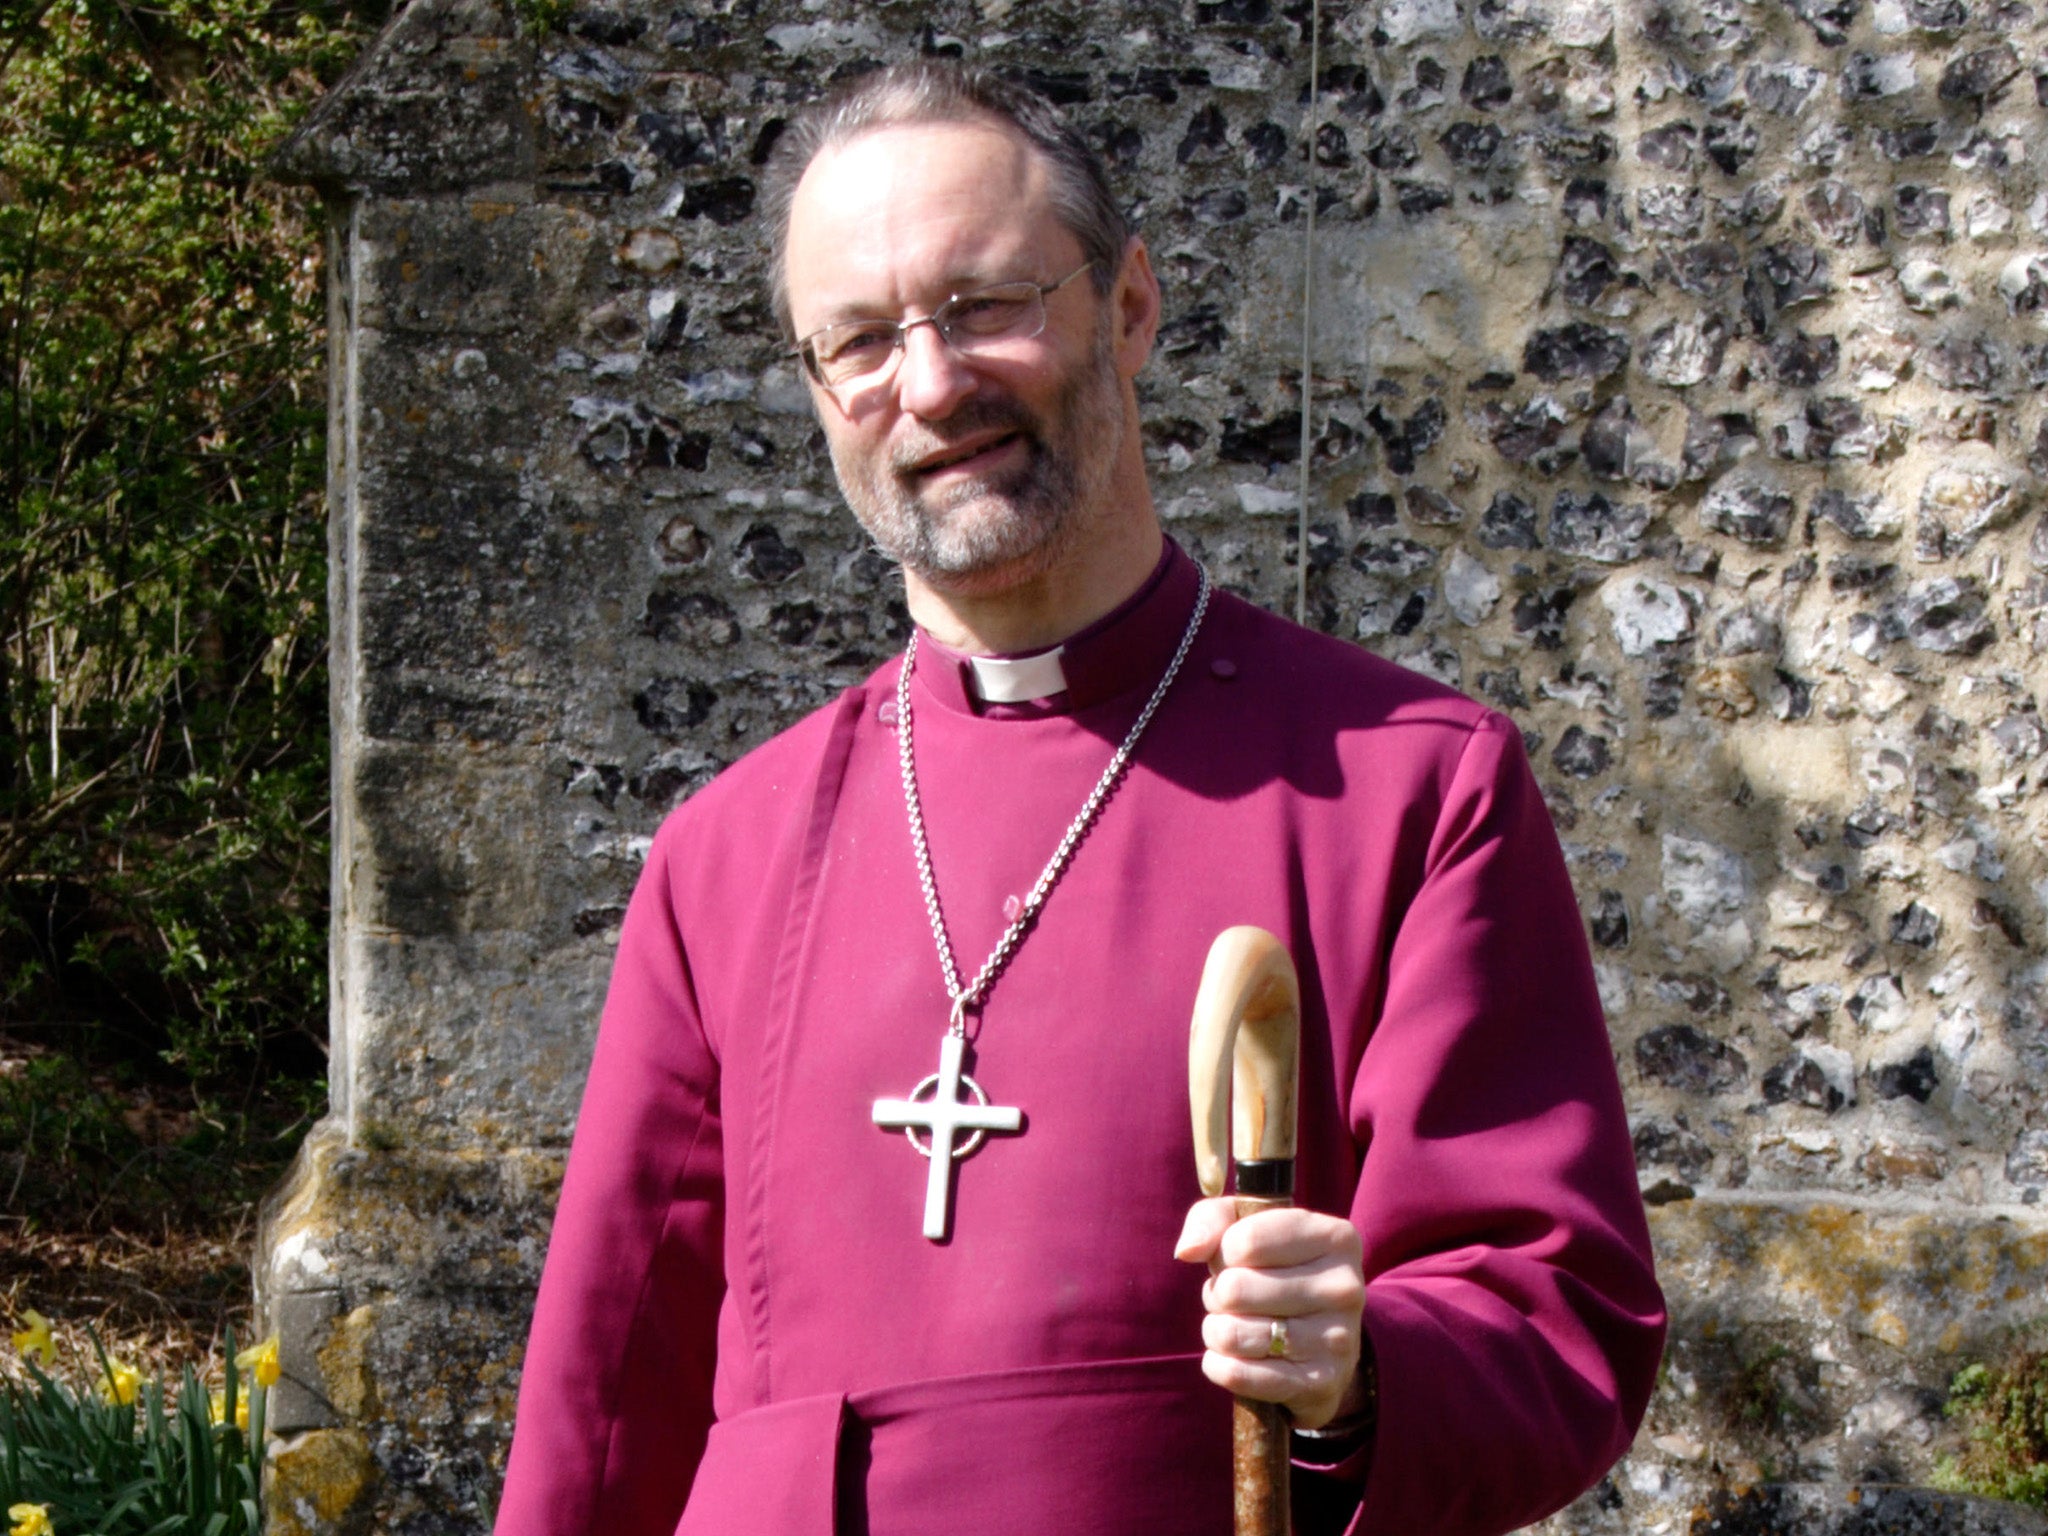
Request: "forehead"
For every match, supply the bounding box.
[784,119,1071,329]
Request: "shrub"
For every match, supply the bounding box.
[0,1040,318,1232]
[1934,1351,2048,1510]
[0,0,383,1143]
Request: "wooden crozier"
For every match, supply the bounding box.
[1189,925,1301,1536]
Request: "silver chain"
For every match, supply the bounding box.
[896,565,1213,1037]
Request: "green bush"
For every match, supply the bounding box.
[0,0,382,1152]
[0,1043,317,1232]
[1934,1353,2048,1510]
[2,1326,270,1536]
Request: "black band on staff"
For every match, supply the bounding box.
[1233,1159,1295,1197]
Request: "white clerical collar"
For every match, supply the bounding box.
[966,647,1069,704]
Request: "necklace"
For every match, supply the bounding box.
[871,564,1213,1240]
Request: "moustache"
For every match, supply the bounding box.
[888,399,1040,477]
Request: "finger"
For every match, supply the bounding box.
[1172,1196,1241,1263]
[1199,1345,1354,1414]
[1201,1310,1356,1364]
[1216,1207,1364,1271]
[1204,1254,1365,1318]
[1199,1308,1360,1425]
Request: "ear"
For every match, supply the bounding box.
[1109,236,1162,381]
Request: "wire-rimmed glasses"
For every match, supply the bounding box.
[792,262,1095,396]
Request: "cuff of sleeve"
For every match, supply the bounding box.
[1290,1332,1378,1491]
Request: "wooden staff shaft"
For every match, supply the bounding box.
[1189,927,1302,1536]
[1234,1399,1292,1536]
[1231,1191,1293,1536]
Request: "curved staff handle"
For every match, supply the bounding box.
[1189,925,1302,1536]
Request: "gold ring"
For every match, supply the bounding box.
[1265,1319,1289,1359]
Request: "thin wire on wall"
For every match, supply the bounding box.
[1296,0,1323,627]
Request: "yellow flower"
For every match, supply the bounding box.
[208,1389,250,1430]
[235,1334,280,1389]
[103,1358,141,1405]
[10,1310,55,1368]
[9,1503,53,1536]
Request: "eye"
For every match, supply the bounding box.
[814,322,897,367]
[944,291,1034,337]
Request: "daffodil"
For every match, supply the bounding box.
[235,1333,280,1389]
[103,1357,141,1405]
[10,1309,55,1368]
[9,1502,54,1536]
[209,1388,250,1430]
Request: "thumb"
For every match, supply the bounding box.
[1173,1196,1239,1263]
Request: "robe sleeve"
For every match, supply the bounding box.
[1341,711,1666,1536]
[495,818,726,1536]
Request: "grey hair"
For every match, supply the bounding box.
[758,61,1132,341]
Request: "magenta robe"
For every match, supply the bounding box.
[495,544,1665,1536]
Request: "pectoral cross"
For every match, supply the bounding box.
[873,1033,1023,1241]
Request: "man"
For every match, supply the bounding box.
[496,62,1663,1536]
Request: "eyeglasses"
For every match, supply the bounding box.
[792,263,1095,392]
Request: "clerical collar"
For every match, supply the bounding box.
[913,540,1200,718]
[966,648,1068,704]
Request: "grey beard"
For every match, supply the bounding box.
[836,328,1125,586]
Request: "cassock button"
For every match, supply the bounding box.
[877,698,900,727]
[1002,894,1023,921]
[1210,658,1238,680]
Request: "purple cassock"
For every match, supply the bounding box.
[495,542,1666,1536]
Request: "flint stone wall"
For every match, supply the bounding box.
[264,0,2048,1530]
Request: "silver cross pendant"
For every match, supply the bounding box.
[872,1033,1023,1241]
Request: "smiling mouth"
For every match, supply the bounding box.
[909,432,1024,477]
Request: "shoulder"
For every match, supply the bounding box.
[1205,586,1508,752]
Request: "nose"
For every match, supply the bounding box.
[892,318,978,420]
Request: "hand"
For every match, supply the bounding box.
[1173,1197,1366,1430]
